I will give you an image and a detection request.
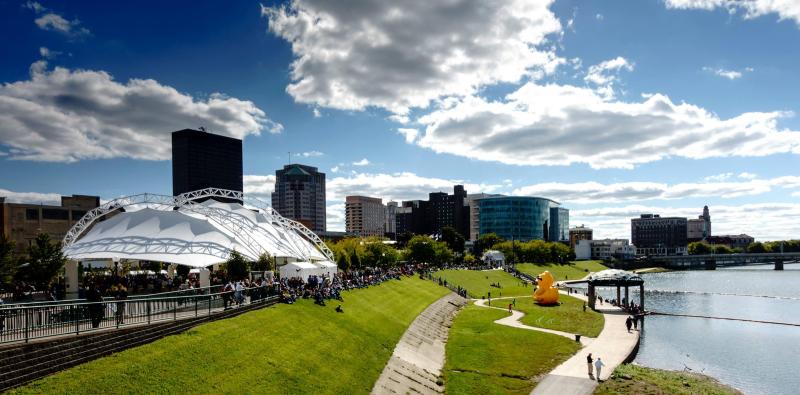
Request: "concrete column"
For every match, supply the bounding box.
[775,260,784,270]
[587,284,596,310]
[198,268,210,288]
[64,260,79,299]
[616,286,621,305]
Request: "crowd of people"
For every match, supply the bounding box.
[277,265,419,305]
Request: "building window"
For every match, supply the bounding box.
[42,208,69,220]
[26,208,39,221]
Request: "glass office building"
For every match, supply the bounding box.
[549,207,570,242]
[478,196,560,241]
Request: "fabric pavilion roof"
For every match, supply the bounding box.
[587,269,644,286]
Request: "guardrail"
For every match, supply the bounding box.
[0,287,277,345]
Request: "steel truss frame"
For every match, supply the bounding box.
[62,188,335,263]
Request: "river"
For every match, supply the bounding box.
[608,263,800,395]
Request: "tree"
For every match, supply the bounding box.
[363,239,399,268]
[0,235,18,289]
[20,233,67,290]
[474,233,504,256]
[349,249,361,269]
[440,227,465,254]
[224,250,250,281]
[688,241,713,255]
[713,244,733,254]
[406,235,436,264]
[336,251,351,272]
[432,241,454,266]
[253,253,274,272]
[396,231,413,248]
[747,241,766,254]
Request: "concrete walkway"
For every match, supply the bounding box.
[531,291,640,395]
[473,297,593,346]
[371,293,467,395]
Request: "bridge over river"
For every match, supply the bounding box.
[649,252,800,270]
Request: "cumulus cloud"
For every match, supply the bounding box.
[0,63,279,162]
[25,2,90,38]
[397,128,419,144]
[573,203,800,241]
[242,175,276,201]
[512,176,800,204]
[352,158,370,166]
[39,47,61,59]
[262,0,562,115]
[703,66,753,80]
[415,83,800,169]
[664,0,800,26]
[300,150,323,157]
[0,188,61,205]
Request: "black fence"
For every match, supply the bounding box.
[0,287,277,345]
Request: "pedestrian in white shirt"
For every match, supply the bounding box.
[594,357,606,382]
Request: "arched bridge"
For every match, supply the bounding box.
[649,252,800,270]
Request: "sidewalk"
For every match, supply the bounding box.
[531,292,640,395]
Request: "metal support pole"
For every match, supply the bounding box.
[195,297,198,317]
[625,286,629,308]
[616,286,621,306]
[173,300,177,321]
[147,300,151,325]
[24,310,29,343]
[76,307,80,335]
[208,294,212,317]
[639,284,645,311]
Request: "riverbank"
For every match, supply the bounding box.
[594,364,742,395]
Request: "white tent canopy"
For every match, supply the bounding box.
[62,191,336,270]
[279,261,335,280]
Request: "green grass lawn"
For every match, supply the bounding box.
[488,294,604,337]
[444,304,581,395]
[11,277,450,395]
[435,269,532,298]
[594,364,742,395]
[516,261,608,282]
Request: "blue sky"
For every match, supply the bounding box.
[1,0,799,239]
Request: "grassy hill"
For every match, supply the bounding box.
[595,364,742,395]
[516,261,608,282]
[488,294,604,337]
[11,277,449,395]
[444,305,580,394]
[434,269,532,298]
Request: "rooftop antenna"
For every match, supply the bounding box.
[288,151,291,164]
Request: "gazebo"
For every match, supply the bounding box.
[586,269,644,311]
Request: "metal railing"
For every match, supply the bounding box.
[0,287,278,345]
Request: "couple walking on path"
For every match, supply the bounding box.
[586,353,605,382]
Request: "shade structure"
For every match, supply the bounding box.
[279,261,335,280]
[62,188,336,269]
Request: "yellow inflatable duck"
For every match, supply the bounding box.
[533,271,559,305]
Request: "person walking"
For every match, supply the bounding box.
[586,353,594,378]
[633,314,639,330]
[583,302,587,312]
[625,316,633,332]
[508,303,513,313]
[594,357,605,381]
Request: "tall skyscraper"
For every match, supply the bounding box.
[172,129,243,199]
[271,164,326,232]
[549,207,570,242]
[428,185,469,238]
[384,201,398,238]
[345,196,385,237]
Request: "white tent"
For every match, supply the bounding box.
[280,261,320,280]
[482,250,505,266]
[62,191,335,269]
[316,261,338,278]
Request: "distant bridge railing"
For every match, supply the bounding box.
[649,252,800,268]
[0,287,277,345]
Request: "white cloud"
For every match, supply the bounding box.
[573,203,800,241]
[25,1,90,38]
[664,0,800,27]
[0,63,279,162]
[513,176,800,204]
[584,56,634,99]
[352,158,370,166]
[704,172,734,182]
[312,108,321,118]
[738,172,757,179]
[397,128,419,144]
[0,188,61,205]
[331,166,340,173]
[262,0,562,115]
[596,13,604,21]
[39,47,60,59]
[243,175,276,201]
[703,66,753,80]
[415,83,800,169]
[326,203,346,232]
[300,150,324,157]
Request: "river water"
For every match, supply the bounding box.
[609,263,800,395]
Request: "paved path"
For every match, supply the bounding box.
[473,297,593,346]
[371,293,467,395]
[531,291,640,395]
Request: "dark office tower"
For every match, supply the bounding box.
[631,214,688,256]
[271,164,326,232]
[172,129,243,200]
[427,185,469,238]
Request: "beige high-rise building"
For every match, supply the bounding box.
[345,196,385,237]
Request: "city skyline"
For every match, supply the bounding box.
[2,1,800,240]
